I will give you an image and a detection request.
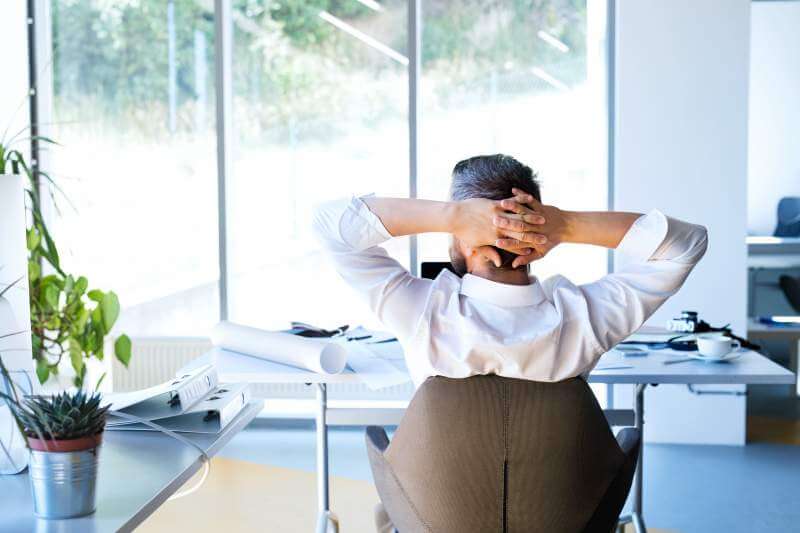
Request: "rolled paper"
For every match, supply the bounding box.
[211,321,347,375]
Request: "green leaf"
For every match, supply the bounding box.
[69,338,84,376]
[101,291,120,332]
[64,275,75,296]
[74,365,86,388]
[114,335,132,367]
[75,307,90,332]
[40,222,61,272]
[43,283,59,310]
[35,358,50,385]
[26,228,41,251]
[74,276,88,296]
[94,372,107,391]
[87,289,104,302]
[84,328,98,353]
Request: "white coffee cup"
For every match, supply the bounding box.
[696,335,740,359]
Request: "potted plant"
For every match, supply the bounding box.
[0,358,109,518]
[1,133,132,389]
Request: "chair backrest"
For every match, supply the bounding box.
[774,197,800,237]
[779,275,800,314]
[369,375,628,533]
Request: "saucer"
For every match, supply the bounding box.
[688,351,742,363]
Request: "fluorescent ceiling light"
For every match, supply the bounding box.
[319,11,408,66]
[531,67,568,91]
[537,30,570,53]
[354,0,384,12]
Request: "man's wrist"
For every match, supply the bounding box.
[560,210,580,244]
[444,201,463,234]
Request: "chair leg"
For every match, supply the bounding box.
[316,511,339,533]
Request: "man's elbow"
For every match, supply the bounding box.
[691,225,709,263]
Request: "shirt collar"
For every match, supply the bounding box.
[459,273,546,308]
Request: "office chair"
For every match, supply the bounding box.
[774,197,800,237]
[366,375,640,533]
[779,275,800,314]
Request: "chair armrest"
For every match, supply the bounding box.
[366,425,390,454]
[615,427,640,456]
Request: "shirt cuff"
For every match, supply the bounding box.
[615,209,669,261]
[337,195,392,250]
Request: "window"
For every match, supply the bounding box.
[227,0,409,330]
[47,0,219,335]
[38,0,608,336]
[418,0,609,284]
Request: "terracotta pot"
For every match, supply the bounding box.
[27,432,103,453]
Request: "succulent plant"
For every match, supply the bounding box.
[0,358,109,442]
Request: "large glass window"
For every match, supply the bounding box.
[48,0,219,336]
[418,0,609,284]
[227,0,409,330]
[40,0,608,336]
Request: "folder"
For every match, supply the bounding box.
[105,364,251,434]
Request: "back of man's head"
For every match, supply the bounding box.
[450,154,540,269]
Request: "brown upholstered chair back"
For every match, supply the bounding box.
[366,375,639,533]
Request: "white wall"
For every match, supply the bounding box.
[748,1,800,235]
[0,4,35,385]
[614,0,750,444]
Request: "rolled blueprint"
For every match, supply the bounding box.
[211,321,347,375]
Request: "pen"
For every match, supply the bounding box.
[663,358,694,365]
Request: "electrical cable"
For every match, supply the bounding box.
[106,410,211,501]
[168,460,210,501]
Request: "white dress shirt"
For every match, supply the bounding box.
[313,196,708,387]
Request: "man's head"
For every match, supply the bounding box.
[449,154,540,275]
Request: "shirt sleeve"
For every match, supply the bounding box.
[578,210,708,351]
[312,196,432,341]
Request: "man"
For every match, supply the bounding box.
[313,154,708,387]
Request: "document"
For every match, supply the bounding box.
[212,321,348,375]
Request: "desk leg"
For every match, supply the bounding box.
[315,383,336,533]
[631,383,647,533]
[791,341,800,397]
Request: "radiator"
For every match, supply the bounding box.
[110,337,212,392]
[110,337,415,401]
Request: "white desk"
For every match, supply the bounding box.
[184,346,793,533]
[0,401,263,532]
[746,236,800,316]
[748,318,800,396]
[747,236,800,268]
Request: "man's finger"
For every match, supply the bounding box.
[512,251,541,268]
[511,187,543,210]
[498,231,548,245]
[494,214,546,233]
[499,199,529,215]
[475,245,502,268]
[493,215,526,233]
[499,201,546,224]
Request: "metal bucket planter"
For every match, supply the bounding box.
[27,433,102,519]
